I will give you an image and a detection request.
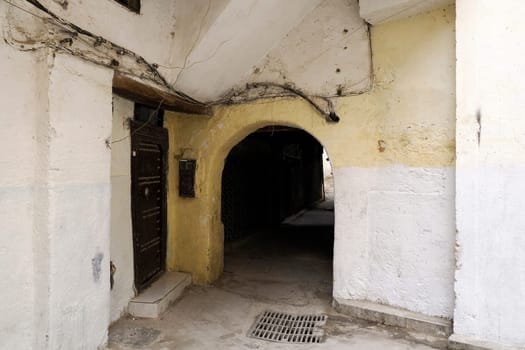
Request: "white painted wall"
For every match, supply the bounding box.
[334,166,455,317]
[454,0,525,347]
[41,0,178,71]
[0,8,46,347]
[46,53,113,350]
[0,25,113,347]
[2,3,120,347]
[40,0,229,88]
[110,96,135,323]
[332,6,456,319]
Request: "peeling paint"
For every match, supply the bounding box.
[455,0,525,346]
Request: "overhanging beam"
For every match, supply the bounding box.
[112,72,211,115]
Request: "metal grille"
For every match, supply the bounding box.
[248,311,327,344]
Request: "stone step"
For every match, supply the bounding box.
[128,272,191,318]
[333,297,452,337]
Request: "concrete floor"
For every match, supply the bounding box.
[107,206,444,350]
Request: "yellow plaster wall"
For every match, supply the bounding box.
[164,5,455,284]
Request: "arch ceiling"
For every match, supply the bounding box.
[170,0,371,102]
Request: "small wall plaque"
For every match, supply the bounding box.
[179,159,196,197]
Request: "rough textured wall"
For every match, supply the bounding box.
[0,15,47,349]
[165,6,455,318]
[0,43,113,349]
[39,0,178,76]
[38,0,229,86]
[110,96,135,323]
[454,0,525,347]
[46,54,113,350]
[333,5,456,319]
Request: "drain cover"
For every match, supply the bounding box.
[247,311,327,344]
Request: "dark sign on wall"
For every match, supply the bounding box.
[179,159,196,198]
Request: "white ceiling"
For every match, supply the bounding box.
[169,0,372,102]
[171,0,327,102]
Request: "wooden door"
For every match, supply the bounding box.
[131,121,168,292]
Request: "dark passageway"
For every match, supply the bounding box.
[220,126,335,301]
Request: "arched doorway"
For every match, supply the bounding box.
[165,102,339,285]
[219,125,335,302]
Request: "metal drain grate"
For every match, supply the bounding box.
[247,311,327,344]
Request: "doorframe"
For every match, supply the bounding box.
[130,120,169,292]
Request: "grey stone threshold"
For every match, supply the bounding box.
[333,297,452,337]
[448,334,524,350]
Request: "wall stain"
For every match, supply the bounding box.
[476,109,482,146]
[92,252,104,283]
[110,261,116,290]
[377,140,386,152]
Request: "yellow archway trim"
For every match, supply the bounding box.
[165,98,336,283]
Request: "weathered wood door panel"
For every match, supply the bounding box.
[131,121,168,292]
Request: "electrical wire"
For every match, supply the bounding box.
[0,0,366,122]
[110,99,165,145]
